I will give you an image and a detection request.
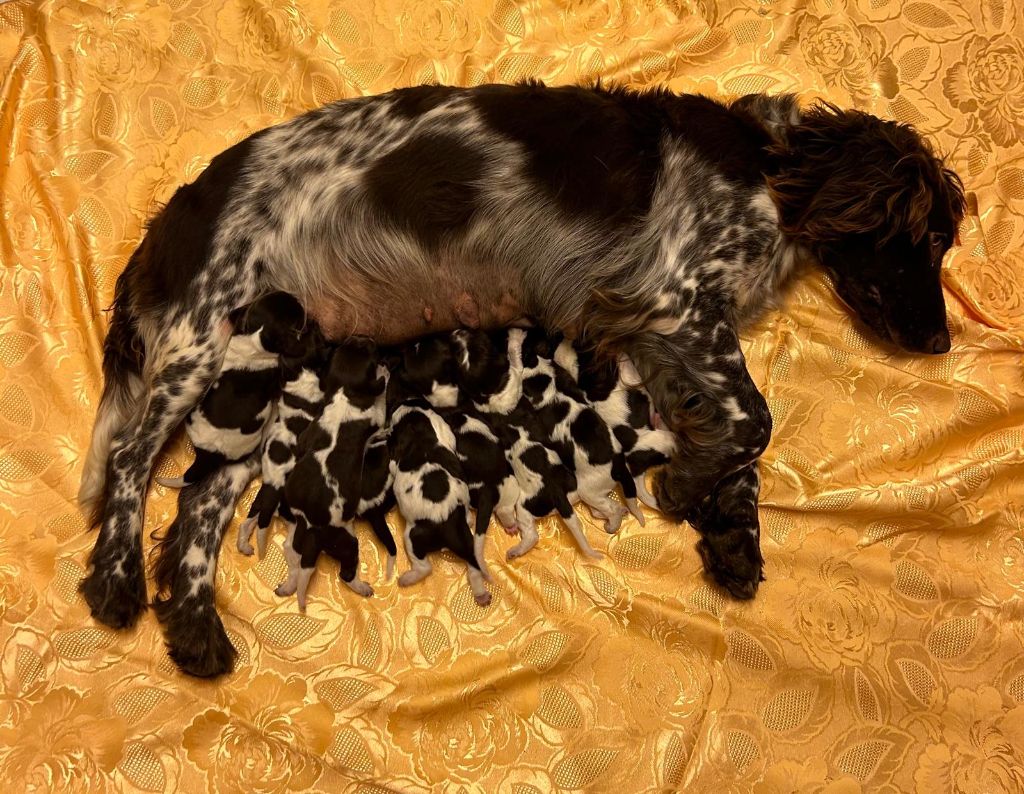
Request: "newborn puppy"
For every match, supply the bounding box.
[277,338,389,609]
[388,398,491,606]
[519,329,640,533]
[157,292,309,488]
[237,327,328,557]
[557,341,677,510]
[352,428,398,580]
[444,409,520,569]
[501,399,600,559]
[387,338,491,606]
[453,328,595,558]
[451,328,524,415]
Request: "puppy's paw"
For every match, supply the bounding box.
[236,517,257,556]
[344,578,374,598]
[274,580,297,597]
[80,551,148,630]
[397,570,423,588]
[696,527,765,600]
[473,590,492,607]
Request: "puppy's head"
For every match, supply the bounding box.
[231,292,309,357]
[452,329,511,402]
[769,103,966,354]
[398,334,460,408]
[322,336,385,398]
[519,327,555,369]
[280,324,328,379]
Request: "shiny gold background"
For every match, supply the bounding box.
[1,0,1023,791]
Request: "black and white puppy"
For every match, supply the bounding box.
[519,329,641,533]
[452,328,596,558]
[157,292,308,488]
[277,338,389,609]
[237,326,328,557]
[556,340,677,510]
[500,397,600,560]
[443,409,519,567]
[388,398,490,606]
[387,340,493,604]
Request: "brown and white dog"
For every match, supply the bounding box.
[79,83,965,633]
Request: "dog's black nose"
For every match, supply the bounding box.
[928,331,951,354]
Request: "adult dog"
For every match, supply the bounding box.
[79,82,965,629]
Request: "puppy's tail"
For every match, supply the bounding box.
[79,262,147,527]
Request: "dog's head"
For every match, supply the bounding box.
[322,336,386,399]
[452,329,511,400]
[396,334,460,409]
[231,291,310,357]
[768,103,966,354]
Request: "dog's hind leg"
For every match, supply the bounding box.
[81,315,236,630]
[151,452,259,678]
[336,525,373,599]
[398,524,434,587]
[506,511,539,559]
[365,507,397,579]
[275,518,304,597]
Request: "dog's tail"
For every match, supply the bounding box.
[78,259,147,526]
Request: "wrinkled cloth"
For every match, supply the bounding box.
[0,0,1022,791]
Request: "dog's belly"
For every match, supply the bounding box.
[307,273,530,345]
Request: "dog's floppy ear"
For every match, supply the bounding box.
[767,102,965,248]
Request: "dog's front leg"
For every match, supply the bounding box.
[625,319,770,595]
[687,462,765,599]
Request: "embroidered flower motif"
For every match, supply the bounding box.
[182,672,332,793]
[388,650,539,784]
[0,688,126,792]
[795,15,882,103]
[945,35,1024,147]
[914,687,1024,793]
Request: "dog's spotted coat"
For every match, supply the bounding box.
[80,83,966,645]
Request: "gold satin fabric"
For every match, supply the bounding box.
[1,0,1023,790]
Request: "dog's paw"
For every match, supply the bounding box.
[344,578,374,598]
[696,527,765,600]
[274,580,297,597]
[80,552,148,630]
[161,604,238,678]
[473,589,492,607]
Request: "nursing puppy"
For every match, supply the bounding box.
[387,342,491,604]
[388,397,490,606]
[237,326,328,557]
[519,329,641,532]
[453,328,596,558]
[501,400,600,559]
[557,340,677,510]
[277,338,388,609]
[157,292,308,489]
